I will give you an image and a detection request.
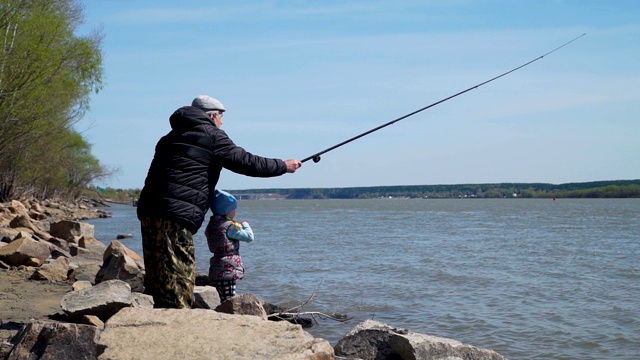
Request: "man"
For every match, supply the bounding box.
[137,95,301,308]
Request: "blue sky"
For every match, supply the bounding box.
[76,1,640,190]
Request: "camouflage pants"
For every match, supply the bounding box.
[140,217,195,309]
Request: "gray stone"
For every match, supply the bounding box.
[334,320,506,360]
[5,321,100,360]
[61,279,133,321]
[69,256,102,284]
[97,307,334,360]
[192,286,221,309]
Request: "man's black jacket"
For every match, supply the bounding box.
[137,106,286,234]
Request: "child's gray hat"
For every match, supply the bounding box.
[211,189,237,216]
[192,95,226,112]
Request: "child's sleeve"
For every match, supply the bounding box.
[226,221,254,242]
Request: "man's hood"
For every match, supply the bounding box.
[169,106,211,131]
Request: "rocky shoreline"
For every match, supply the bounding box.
[0,199,507,359]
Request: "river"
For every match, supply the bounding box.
[86,198,640,359]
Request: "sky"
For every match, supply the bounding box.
[75,1,640,191]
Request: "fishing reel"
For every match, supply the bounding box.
[313,155,321,163]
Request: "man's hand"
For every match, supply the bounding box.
[285,159,302,173]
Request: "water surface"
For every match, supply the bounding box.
[88,199,640,359]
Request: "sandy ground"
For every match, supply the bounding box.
[0,268,72,342]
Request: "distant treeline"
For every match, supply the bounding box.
[96,180,640,203]
[228,180,640,199]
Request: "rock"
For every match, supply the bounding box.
[61,279,133,321]
[30,201,45,213]
[97,307,334,360]
[116,233,133,239]
[0,227,21,243]
[95,241,145,292]
[82,315,105,329]
[78,235,107,253]
[131,293,154,309]
[8,215,33,230]
[69,256,102,284]
[38,238,72,259]
[46,236,70,251]
[334,320,507,360]
[0,237,51,267]
[0,341,12,359]
[28,209,47,221]
[14,230,32,240]
[102,240,143,263]
[0,229,31,243]
[215,292,268,320]
[30,256,71,282]
[192,286,221,309]
[70,243,98,258]
[5,321,100,360]
[7,200,28,217]
[49,220,95,241]
[73,280,93,291]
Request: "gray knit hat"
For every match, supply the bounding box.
[192,95,226,112]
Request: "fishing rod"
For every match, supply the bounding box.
[301,33,586,164]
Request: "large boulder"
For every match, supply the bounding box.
[0,236,51,267]
[97,307,334,360]
[61,279,133,321]
[334,320,506,360]
[5,321,100,360]
[6,321,100,360]
[49,220,95,241]
[95,241,145,292]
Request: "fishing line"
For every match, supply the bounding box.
[301,33,586,164]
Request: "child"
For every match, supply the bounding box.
[204,189,254,302]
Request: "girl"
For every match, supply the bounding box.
[204,189,254,302]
